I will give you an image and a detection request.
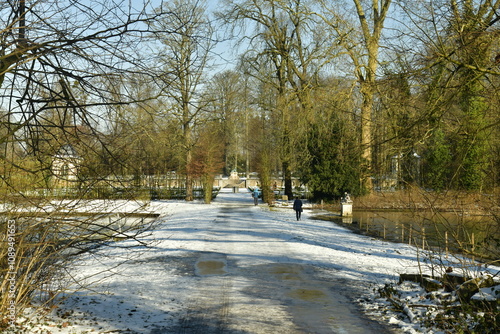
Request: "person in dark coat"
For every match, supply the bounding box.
[293,197,303,220]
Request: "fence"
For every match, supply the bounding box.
[19,186,221,201]
[355,217,498,261]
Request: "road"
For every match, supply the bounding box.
[149,192,396,334]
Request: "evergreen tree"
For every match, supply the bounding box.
[301,112,363,200]
[454,76,489,190]
[423,128,452,191]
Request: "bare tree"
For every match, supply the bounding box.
[1,0,176,186]
[0,0,176,327]
[153,0,215,201]
[206,70,248,175]
[220,0,326,198]
[319,0,393,192]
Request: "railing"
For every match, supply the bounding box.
[18,186,221,201]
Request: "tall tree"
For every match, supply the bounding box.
[220,0,324,198]
[188,121,225,204]
[1,0,174,191]
[206,70,247,175]
[320,0,393,192]
[154,0,214,201]
[401,0,500,190]
[302,78,363,199]
[447,0,499,190]
[0,0,174,323]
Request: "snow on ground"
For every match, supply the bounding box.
[12,189,499,333]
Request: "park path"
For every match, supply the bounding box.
[149,192,396,334]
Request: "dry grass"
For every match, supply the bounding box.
[354,186,500,214]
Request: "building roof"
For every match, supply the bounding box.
[55,144,80,159]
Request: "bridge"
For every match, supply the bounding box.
[214,171,301,191]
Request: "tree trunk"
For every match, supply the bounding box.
[203,174,214,204]
[258,149,273,205]
[352,0,392,192]
[184,100,194,201]
[360,80,374,191]
[185,149,193,201]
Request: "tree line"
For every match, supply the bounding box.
[1,0,499,204]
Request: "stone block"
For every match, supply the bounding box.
[422,277,443,292]
[443,272,469,292]
[457,277,482,302]
[399,273,431,284]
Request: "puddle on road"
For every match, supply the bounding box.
[288,288,327,302]
[241,262,393,334]
[270,264,302,280]
[163,251,391,333]
[194,253,228,276]
[195,260,227,275]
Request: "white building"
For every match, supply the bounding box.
[51,144,82,187]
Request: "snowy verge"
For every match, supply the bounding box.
[6,190,499,333]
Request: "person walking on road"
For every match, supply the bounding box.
[253,188,259,205]
[293,197,303,220]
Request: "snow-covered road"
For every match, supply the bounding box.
[30,190,424,333]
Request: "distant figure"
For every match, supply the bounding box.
[253,188,259,205]
[293,197,303,220]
